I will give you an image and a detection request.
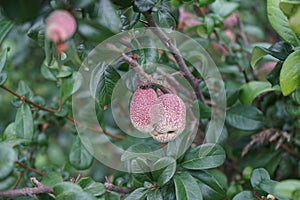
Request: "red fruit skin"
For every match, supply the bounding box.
[45,10,76,43]
[150,93,186,142]
[130,88,158,133]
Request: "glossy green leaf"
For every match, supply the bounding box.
[292,87,300,104]
[69,136,94,170]
[239,81,280,105]
[121,143,162,162]
[146,189,163,200]
[77,177,105,197]
[133,0,157,12]
[174,172,203,200]
[120,7,141,30]
[250,168,286,200]
[0,17,13,45]
[97,0,121,32]
[0,170,18,190]
[124,187,148,200]
[61,72,83,103]
[198,0,215,7]
[0,143,17,180]
[280,50,300,96]
[182,144,226,170]
[190,170,226,200]
[267,61,282,86]
[267,0,298,46]
[274,180,300,199]
[251,41,293,68]
[211,0,239,17]
[42,172,63,187]
[279,0,300,18]
[151,157,176,186]
[77,20,115,43]
[57,191,97,200]
[94,64,121,108]
[232,191,256,200]
[0,48,8,73]
[16,80,33,99]
[226,105,264,131]
[56,66,73,78]
[0,72,7,85]
[53,182,83,196]
[15,103,33,140]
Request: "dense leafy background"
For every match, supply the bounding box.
[0,0,300,199]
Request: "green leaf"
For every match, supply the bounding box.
[198,0,216,7]
[94,64,121,108]
[250,168,287,200]
[232,191,256,200]
[0,72,7,85]
[239,81,280,105]
[16,80,33,99]
[146,189,163,200]
[151,157,176,186]
[53,182,83,196]
[78,20,115,43]
[182,144,226,170]
[97,0,121,32]
[124,187,148,200]
[120,7,141,30]
[267,61,282,86]
[0,48,8,73]
[121,143,162,162]
[0,17,13,45]
[211,0,239,17]
[57,191,97,200]
[251,41,294,68]
[133,0,157,12]
[267,0,298,46]
[61,72,83,103]
[292,87,300,104]
[190,170,226,200]
[280,50,300,96]
[274,180,300,199]
[279,0,300,18]
[226,104,264,131]
[15,104,34,140]
[174,172,203,200]
[0,170,18,190]
[41,64,57,81]
[42,172,63,187]
[69,136,94,170]
[77,177,105,197]
[0,143,17,180]
[56,66,73,78]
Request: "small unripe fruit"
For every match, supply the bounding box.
[45,10,76,43]
[130,88,158,132]
[150,93,186,142]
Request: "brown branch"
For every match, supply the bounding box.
[280,143,300,160]
[0,177,53,198]
[0,85,58,113]
[142,11,206,103]
[121,53,173,94]
[16,161,45,177]
[0,85,124,140]
[104,177,131,194]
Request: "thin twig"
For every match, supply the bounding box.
[0,85,124,140]
[280,143,300,160]
[143,11,206,103]
[121,53,173,94]
[0,177,53,198]
[104,176,131,194]
[15,161,45,177]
